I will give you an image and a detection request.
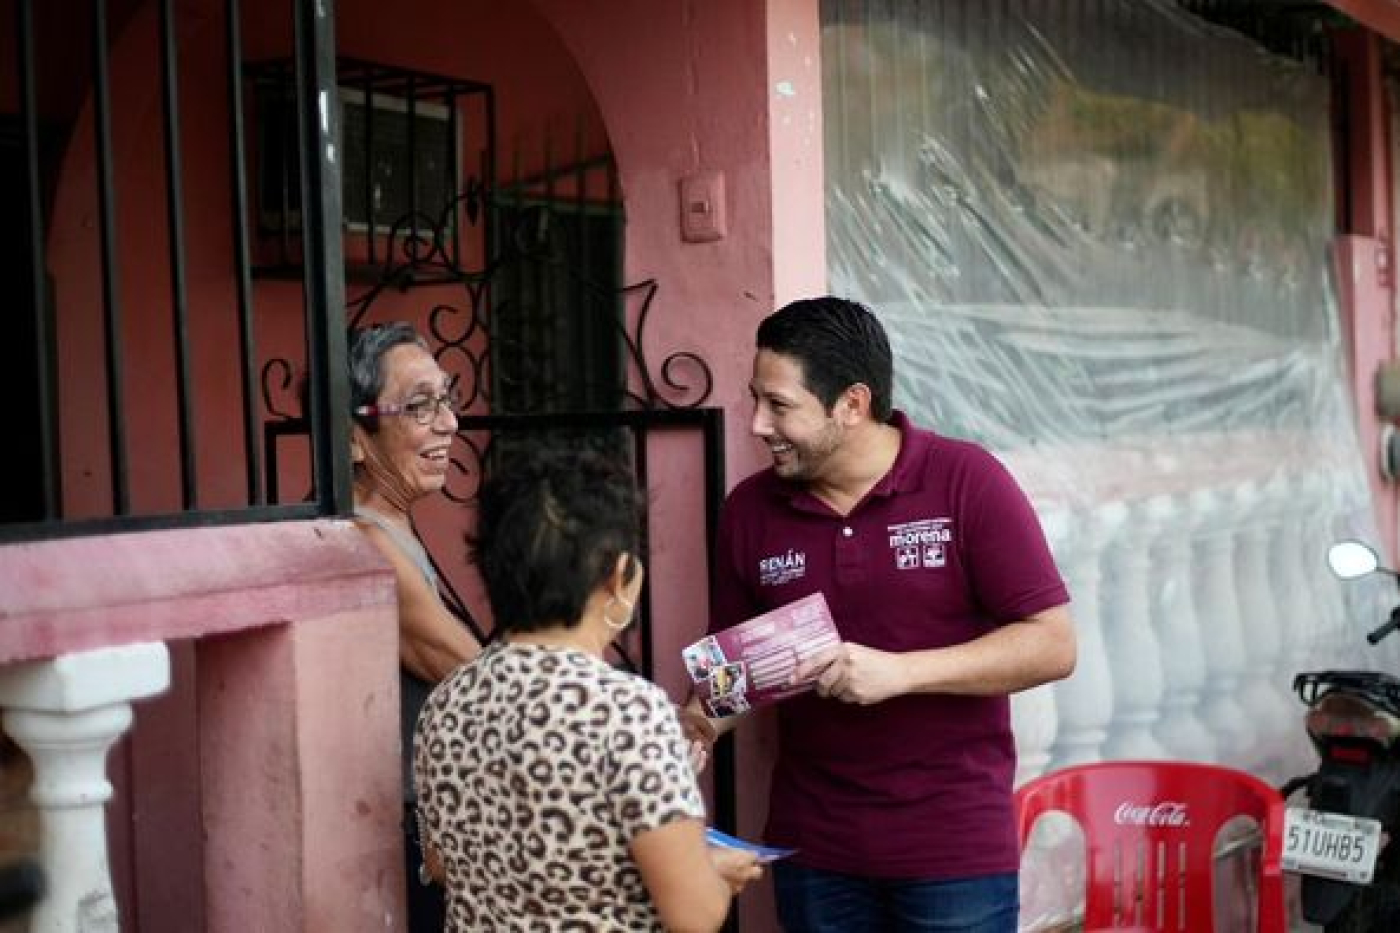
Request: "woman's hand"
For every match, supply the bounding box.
[675,704,718,774]
[708,846,763,894]
[633,818,756,931]
[422,840,446,885]
[687,740,709,775]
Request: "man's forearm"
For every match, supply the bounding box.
[901,606,1076,696]
[802,605,1076,706]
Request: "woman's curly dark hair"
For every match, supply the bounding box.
[474,446,644,634]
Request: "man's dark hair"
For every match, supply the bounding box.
[474,447,644,634]
[755,296,894,422]
[347,321,428,431]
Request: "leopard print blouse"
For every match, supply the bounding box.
[414,641,706,931]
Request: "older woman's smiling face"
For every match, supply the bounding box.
[361,342,458,502]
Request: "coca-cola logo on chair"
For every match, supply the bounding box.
[1113,801,1190,827]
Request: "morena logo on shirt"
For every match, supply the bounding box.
[758,549,807,587]
[887,518,952,571]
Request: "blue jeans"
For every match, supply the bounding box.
[773,863,1018,933]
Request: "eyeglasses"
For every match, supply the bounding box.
[355,389,463,426]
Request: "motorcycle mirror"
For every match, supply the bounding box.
[1327,540,1382,580]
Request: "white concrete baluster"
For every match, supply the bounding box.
[1332,499,1392,670]
[1189,487,1253,768]
[1305,479,1349,667]
[1264,473,1307,684]
[1257,474,1314,779]
[1312,473,1368,668]
[1272,473,1331,780]
[1328,491,1375,664]
[1046,504,1115,770]
[1144,490,1216,763]
[1100,498,1170,760]
[1274,473,1323,678]
[1012,508,1065,786]
[1230,480,1291,781]
[0,643,171,933]
[1011,686,1057,787]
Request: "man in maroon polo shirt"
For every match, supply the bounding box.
[687,296,1076,932]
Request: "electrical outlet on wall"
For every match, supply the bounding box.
[679,171,726,243]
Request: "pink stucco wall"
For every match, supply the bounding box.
[1330,30,1400,561]
[0,521,404,931]
[38,1,829,928]
[1336,234,1398,557]
[530,4,826,927]
[45,0,617,521]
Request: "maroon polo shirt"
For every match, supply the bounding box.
[710,411,1069,878]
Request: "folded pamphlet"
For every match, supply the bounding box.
[705,826,797,863]
[683,592,840,718]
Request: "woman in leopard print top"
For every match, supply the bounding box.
[414,448,761,931]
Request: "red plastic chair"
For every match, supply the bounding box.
[1016,760,1287,932]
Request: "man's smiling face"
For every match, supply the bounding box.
[749,349,845,484]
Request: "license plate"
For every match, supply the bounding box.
[1282,807,1382,884]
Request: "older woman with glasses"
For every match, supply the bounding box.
[348,321,481,932]
[414,447,762,931]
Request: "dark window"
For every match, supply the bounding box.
[491,199,624,414]
[254,85,456,233]
[341,91,454,230]
[1,116,58,523]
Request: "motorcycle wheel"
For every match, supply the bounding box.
[1324,852,1400,933]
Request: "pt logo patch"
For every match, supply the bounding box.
[887,518,951,570]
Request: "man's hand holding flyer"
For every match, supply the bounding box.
[683,592,840,718]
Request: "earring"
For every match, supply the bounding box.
[602,594,635,631]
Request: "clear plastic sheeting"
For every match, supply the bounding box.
[821,2,1400,929]
[880,300,1348,473]
[823,0,1346,462]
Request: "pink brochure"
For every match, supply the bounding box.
[683,592,840,717]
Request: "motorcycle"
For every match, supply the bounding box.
[1279,539,1400,932]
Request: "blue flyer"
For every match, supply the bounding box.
[705,826,797,863]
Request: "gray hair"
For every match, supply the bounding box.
[348,321,429,429]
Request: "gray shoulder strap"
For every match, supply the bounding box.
[353,506,438,589]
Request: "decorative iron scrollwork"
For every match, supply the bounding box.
[621,278,714,410]
[263,186,715,422]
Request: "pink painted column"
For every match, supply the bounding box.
[199,609,404,932]
[1330,27,1398,560]
[0,520,405,932]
